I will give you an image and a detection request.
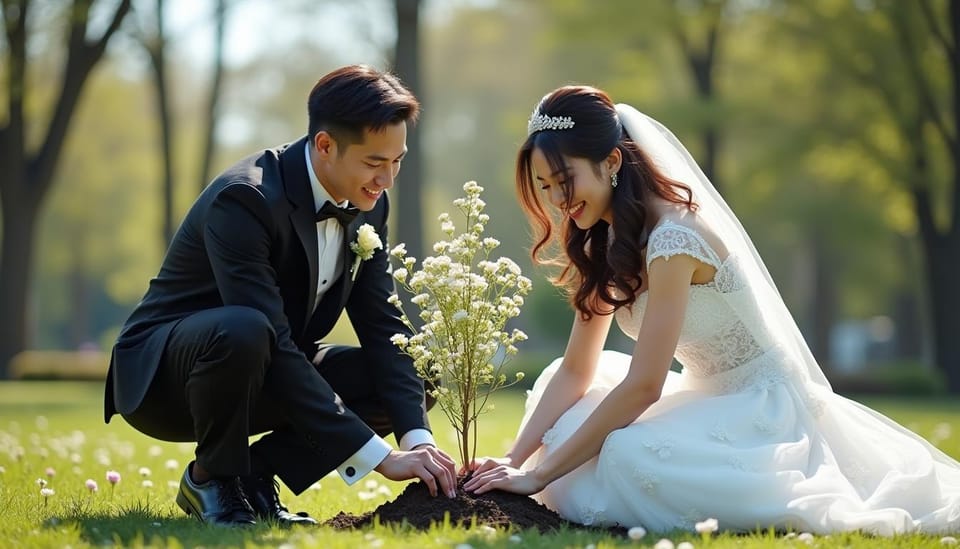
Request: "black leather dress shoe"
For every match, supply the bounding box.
[176,463,256,527]
[240,474,318,526]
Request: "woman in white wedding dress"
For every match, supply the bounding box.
[462,85,960,535]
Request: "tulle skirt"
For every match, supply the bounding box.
[520,351,960,535]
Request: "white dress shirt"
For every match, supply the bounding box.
[303,144,435,485]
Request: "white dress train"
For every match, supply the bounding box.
[520,220,960,535]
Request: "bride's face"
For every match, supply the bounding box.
[531,147,614,229]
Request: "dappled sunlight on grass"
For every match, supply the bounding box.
[0,381,957,548]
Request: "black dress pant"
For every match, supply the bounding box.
[122,306,410,494]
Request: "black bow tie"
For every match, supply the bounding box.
[316,201,359,226]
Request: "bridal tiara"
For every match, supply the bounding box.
[527,111,575,135]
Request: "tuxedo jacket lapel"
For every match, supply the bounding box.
[280,138,320,329]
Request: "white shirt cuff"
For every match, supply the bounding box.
[336,435,392,486]
[398,429,435,451]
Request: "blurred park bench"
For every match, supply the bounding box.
[10,350,108,380]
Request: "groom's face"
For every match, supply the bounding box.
[313,122,408,211]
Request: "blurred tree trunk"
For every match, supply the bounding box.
[668,0,724,193]
[145,0,229,243]
[198,0,228,193]
[0,0,132,378]
[895,1,960,392]
[143,0,175,246]
[393,0,424,260]
[793,1,960,392]
[892,235,924,359]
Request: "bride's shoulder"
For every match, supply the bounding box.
[649,203,707,238]
[648,206,728,262]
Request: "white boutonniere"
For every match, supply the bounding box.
[349,223,383,282]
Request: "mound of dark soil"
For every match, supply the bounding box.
[324,480,580,532]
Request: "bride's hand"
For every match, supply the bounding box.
[461,456,512,476]
[462,464,545,496]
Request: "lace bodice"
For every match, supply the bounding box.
[615,220,781,390]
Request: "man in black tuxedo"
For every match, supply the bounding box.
[104,65,457,527]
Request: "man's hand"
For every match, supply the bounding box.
[374,446,457,498]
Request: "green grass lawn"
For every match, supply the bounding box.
[0,381,958,548]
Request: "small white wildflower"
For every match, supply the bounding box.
[36,478,47,488]
[797,532,815,543]
[142,480,154,488]
[941,536,958,545]
[40,487,55,498]
[148,445,163,457]
[85,479,98,492]
[694,518,719,534]
[628,526,647,539]
[164,459,179,471]
[508,534,522,543]
[138,467,152,477]
[677,543,694,549]
[653,540,675,549]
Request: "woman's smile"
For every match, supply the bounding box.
[567,201,586,219]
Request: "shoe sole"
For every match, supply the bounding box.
[175,489,203,522]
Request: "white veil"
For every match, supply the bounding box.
[614,103,832,390]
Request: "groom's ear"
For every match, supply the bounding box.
[313,131,337,159]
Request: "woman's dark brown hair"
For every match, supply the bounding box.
[516,86,696,319]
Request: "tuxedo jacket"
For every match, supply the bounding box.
[103,136,428,464]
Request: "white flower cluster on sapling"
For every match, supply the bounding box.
[388,181,532,467]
